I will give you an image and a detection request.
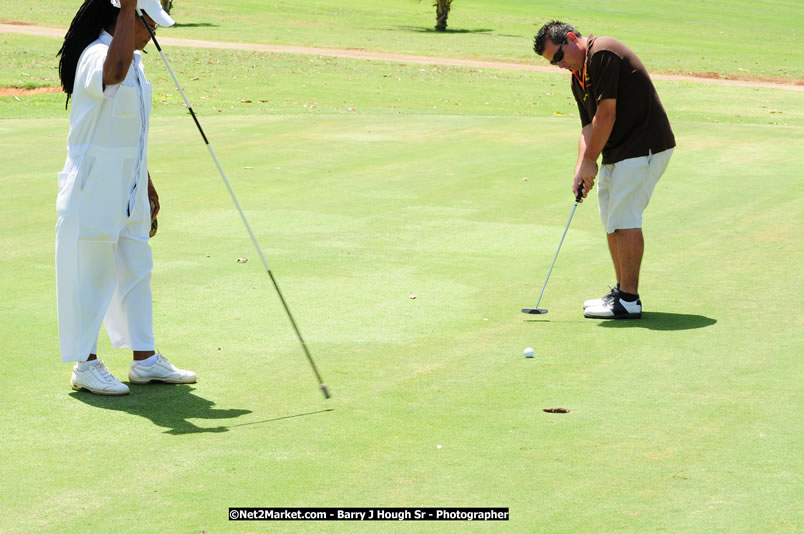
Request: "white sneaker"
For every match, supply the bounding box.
[129,353,197,384]
[71,360,130,395]
[584,296,642,319]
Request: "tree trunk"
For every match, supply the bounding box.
[434,0,452,32]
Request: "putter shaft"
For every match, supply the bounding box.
[524,188,584,314]
[138,12,330,399]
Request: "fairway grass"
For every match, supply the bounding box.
[2,0,803,80]
[3,33,804,123]
[1,3,803,532]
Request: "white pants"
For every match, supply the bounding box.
[598,148,673,234]
[56,150,154,362]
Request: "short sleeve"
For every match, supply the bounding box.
[590,50,620,102]
[74,44,109,100]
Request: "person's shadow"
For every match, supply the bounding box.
[596,312,716,331]
[70,384,252,435]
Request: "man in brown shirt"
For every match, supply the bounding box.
[533,21,675,319]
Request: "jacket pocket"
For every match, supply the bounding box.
[112,84,139,119]
[78,154,134,241]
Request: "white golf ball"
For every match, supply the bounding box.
[524,347,534,358]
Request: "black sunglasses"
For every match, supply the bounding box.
[550,40,567,65]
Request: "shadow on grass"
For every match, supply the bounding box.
[171,22,218,28]
[69,384,251,435]
[228,409,334,429]
[392,25,494,34]
[596,312,717,331]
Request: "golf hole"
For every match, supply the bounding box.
[543,408,571,414]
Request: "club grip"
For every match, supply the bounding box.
[575,187,585,203]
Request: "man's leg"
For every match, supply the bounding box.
[614,228,643,295]
[585,149,672,319]
[587,154,650,318]
[585,227,643,319]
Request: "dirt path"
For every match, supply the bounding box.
[0,86,62,97]
[2,22,802,93]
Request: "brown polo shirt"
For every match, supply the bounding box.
[572,35,675,164]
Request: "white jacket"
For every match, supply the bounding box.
[57,30,152,241]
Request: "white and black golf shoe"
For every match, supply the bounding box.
[583,296,642,319]
[583,286,619,309]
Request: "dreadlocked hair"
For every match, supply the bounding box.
[57,0,120,109]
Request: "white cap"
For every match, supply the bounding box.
[110,0,175,27]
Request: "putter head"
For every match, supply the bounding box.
[522,308,548,314]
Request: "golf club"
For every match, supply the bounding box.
[522,187,585,315]
[137,11,331,399]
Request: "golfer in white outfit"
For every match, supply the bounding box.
[57,0,195,395]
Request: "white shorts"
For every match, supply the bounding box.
[597,148,673,234]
